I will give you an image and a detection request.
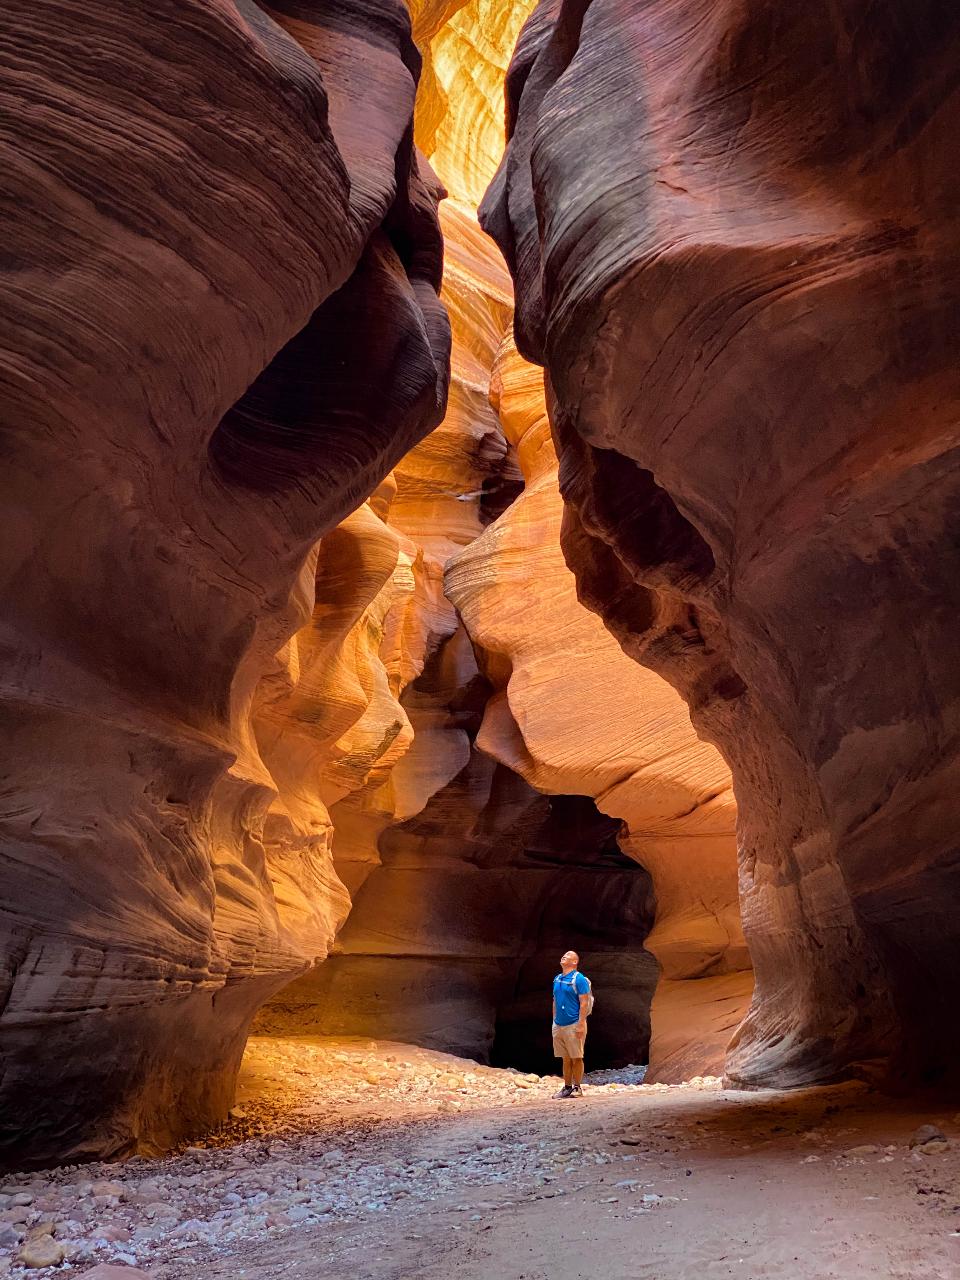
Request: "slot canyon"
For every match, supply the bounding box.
[1,2,958,1278]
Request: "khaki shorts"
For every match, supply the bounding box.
[552,1021,586,1060]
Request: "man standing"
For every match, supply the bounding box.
[552,949,591,1098]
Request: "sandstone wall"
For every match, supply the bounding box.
[258,0,667,1075]
[1,0,780,1175]
[0,0,449,1168]
[481,0,960,1087]
[445,335,750,1081]
[257,188,660,1075]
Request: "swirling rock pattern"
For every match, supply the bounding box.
[416,0,537,211]
[0,0,448,1168]
[257,169,660,1075]
[482,0,960,1086]
[446,334,750,1081]
[260,12,662,1074]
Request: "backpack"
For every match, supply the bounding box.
[561,971,595,1016]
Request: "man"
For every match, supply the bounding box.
[552,949,591,1098]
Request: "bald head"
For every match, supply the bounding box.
[560,950,579,973]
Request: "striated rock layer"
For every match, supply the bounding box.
[0,0,449,1168]
[258,183,660,1075]
[260,5,669,1076]
[446,335,750,1082]
[482,0,960,1086]
[416,8,747,1080]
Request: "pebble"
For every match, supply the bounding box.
[0,1037,726,1278]
[90,1181,125,1200]
[16,1236,64,1269]
[909,1125,949,1153]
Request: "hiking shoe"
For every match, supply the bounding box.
[554,1085,574,1099]
[570,1084,583,1097]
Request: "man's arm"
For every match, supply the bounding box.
[577,991,589,1033]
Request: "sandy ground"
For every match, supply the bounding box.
[3,1036,959,1280]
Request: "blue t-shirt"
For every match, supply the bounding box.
[553,971,589,1027]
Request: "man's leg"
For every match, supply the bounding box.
[563,1056,574,1087]
[572,1057,584,1086]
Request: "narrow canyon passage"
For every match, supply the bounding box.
[2,0,960,1278]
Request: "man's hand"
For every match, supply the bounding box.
[575,1020,587,1039]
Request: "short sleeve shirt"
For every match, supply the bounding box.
[553,971,589,1027]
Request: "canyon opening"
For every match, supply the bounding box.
[1,2,959,1278]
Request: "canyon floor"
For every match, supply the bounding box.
[3,1037,959,1280]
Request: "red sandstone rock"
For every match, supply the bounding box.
[0,0,448,1168]
[482,0,960,1087]
[445,333,750,1081]
[255,191,659,1072]
[258,68,661,1071]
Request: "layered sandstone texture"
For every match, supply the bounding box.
[258,145,659,1076]
[260,0,664,1075]
[0,0,449,1169]
[413,0,536,212]
[482,0,960,1087]
[446,336,750,1082]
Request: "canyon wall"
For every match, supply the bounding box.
[482,0,960,1087]
[445,335,749,1082]
[2,0,767,1171]
[0,0,449,1168]
[259,85,661,1077]
[261,0,739,1081]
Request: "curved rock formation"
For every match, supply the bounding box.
[446,335,750,1081]
[0,0,448,1168]
[258,156,660,1075]
[260,7,662,1075]
[482,0,960,1087]
[415,0,537,212]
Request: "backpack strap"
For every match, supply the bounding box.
[562,971,587,993]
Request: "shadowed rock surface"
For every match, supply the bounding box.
[481,0,960,1088]
[445,333,750,1082]
[255,197,659,1075]
[0,0,814,1174]
[265,786,657,1075]
[0,0,448,1168]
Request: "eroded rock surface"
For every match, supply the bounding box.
[256,200,659,1076]
[482,0,960,1086]
[445,335,750,1081]
[0,0,448,1168]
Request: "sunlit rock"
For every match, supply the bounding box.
[446,334,750,1081]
